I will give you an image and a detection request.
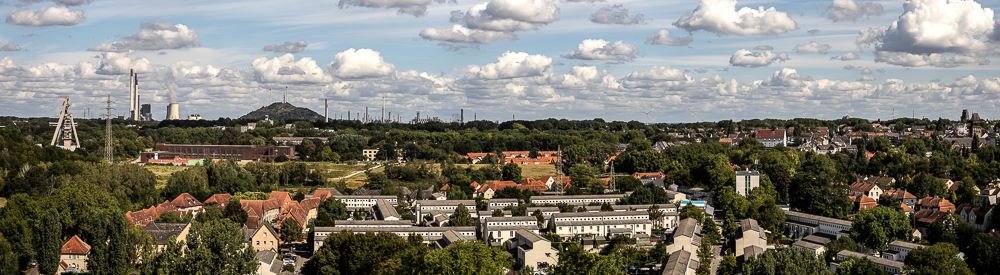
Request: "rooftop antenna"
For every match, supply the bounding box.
[103,95,114,163]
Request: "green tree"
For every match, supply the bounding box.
[904,242,974,275]
[718,254,738,275]
[823,236,857,263]
[722,211,738,239]
[223,198,248,225]
[303,231,412,275]
[647,205,664,229]
[320,197,350,220]
[366,172,390,190]
[502,163,523,182]
[0,194,39,270]
[679,203,705,223]
[38,208,63,275]
[743,247,831,275]
[552,245,627,275]
[601,202,614,212]
[835,256,887,275]
[0,233,18,275]
[965,233,1000,275]
[177,219,260,275]
[492,209,504,217]
[532,210,546,229]
[701,219,721,244]
[155,212,185,223]
[449,204,475,226]
[850,206,910,252]
[314,211,336,227]
[422,241,513,275]
[280,217,304,247]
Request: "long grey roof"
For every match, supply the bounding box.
[784,210,853,227]
[660,250,696,275]
[838,250,904,269]
[515,229,546,243]
[888,240,925,250]
[674,218,700,238]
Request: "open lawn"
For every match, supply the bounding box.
[144,165,189,189]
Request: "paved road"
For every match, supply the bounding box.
[710,244,722,275]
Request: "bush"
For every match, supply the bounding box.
[282,264,295,272]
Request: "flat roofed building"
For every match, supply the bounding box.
[488,198,519,208]
[142,143,294,163]
[783,210,852,238]
[833,250,904,275]
[530,194,626,205]
[510,229,559,272]
[735,170,760,197]
[882,240,925,262]
[333,195,397,208]
[332,220,412,228]
[480,216,538,243]
[414,200,476,219]
[433,230,477,250]
[362,149,378,161]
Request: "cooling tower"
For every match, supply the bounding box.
[166,103,180,120]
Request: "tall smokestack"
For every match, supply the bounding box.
[128,70,135,120]
[388,112,391,123]
[324,99,328,123]
[365,107,369,123]
[134,73,139,121]
[461,109,464,125]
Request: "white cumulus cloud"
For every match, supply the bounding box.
[327,48,396,79]
[262,40,308,53]
[793,41,832,54]
[562,39,638,61]
[467,51,552,79]
[836,52,860,60]
[825,0,883,22]
[624,65,688,81]
[252,53,332,83]
[484,0,560,24]
[645,29,693,46]
[729,49,790,67]
[673,0,797,36]
[857,0,997,67]
[590,5,647,25]
[6,5,84,27]
[88,19,199,52]
[18,0,93,6]
[419,25,517,44]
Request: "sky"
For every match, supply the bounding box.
[0,0,999,123]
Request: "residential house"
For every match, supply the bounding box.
[957,204,993,231]
[848,182,883,200]
[735,219,767,260]
[432,230,477,250]
[659,250,699,275]
[204,193,233,208]
[549,211,652,239]
[509,229,559,272]
[882,189,917,208]
[313,225,476,251]
[59,235,90,273]
[414,200,476,221]
[755,129,787,148]
[979,187,1000,205]
[244,223,280,252]
[792,234,834,258]
[529,194,626,206]
[849,194,878,212]
[666,218,702,254]
[480,216,539,244]
[142,222,191,252]
[915,197,956,213]
[171,193,204,214]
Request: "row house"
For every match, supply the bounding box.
[735,219,767,260]
[792,234,835,258]
[659,250,699,275]
[754,129,787,148]
[880,240,925,262]
[333,195,398,209]
[414,200,476,220]
[530,194,626,206]
[783,210,853,239]
[832,251,904,275]
[480,216,539,244]
[980,187,1000,205]
[125,193,203,226]
[665,218,702,254]
[957,204,993,231]
[882,189,917,208]
[374,199,401,220]
[549,211,652,239]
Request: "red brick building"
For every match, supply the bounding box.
[141,143,294,163]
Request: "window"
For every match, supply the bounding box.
[263,232,267,237]
[256,241,260,245]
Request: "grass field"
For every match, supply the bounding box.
[460,164,558,180]
[144,165,190,188]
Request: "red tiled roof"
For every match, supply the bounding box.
[917,197,956,212]
[755,129,786,140]
[204,194,232,208]
[171,193,202,208]
[61,235,91,255]
[915,209,950,224]
[849,182,878,193]
[948,181,962,191]
[269,191,291,204]
[900,203,914,212]
[312,190,333,201]
[883,189,916,199]
[632,172,665,179]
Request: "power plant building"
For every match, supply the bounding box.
[165,103,180,120]
[139,143,295,163]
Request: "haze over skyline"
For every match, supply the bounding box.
[1,0,999,122]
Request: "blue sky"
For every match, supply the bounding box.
[1,0,999,123]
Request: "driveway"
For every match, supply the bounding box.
[710,244,722,275]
